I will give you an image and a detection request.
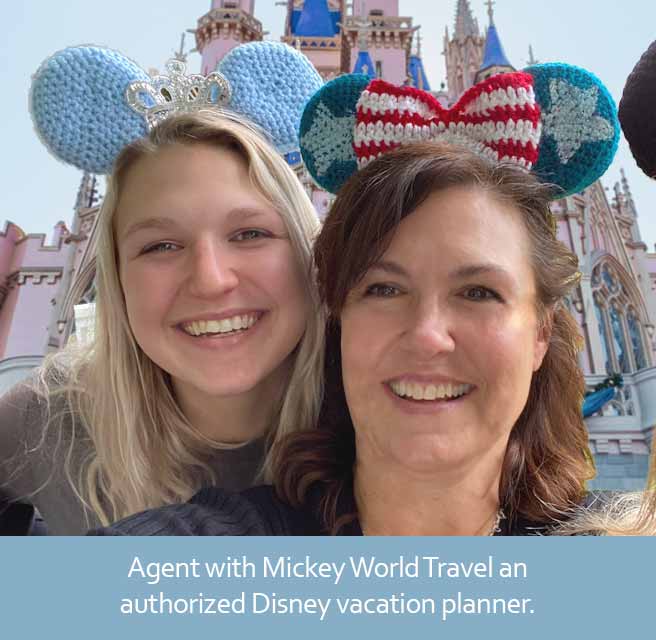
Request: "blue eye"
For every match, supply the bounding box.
[464,286,501,301]
[232,229,271,242]
[142,241,180,254]
[365,283,400,298]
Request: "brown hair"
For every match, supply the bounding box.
[274,142,595,533]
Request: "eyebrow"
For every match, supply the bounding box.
[448,263,514,280]
[120,216,180,241]
[120,208,276,241]
[368,260,513,281]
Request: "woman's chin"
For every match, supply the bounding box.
[385,434,475,475]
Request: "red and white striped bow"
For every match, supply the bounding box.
[354,72,543,170]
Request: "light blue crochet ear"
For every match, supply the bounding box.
[299,73,371,194]
[218,42,323,156]
[30,46,150,174]
[525,63,620,197]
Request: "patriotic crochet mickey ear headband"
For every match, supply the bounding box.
[29,42,323,174]
[300,64,620,198]
[619,40,656,179]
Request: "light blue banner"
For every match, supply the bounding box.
[1,537,653,639]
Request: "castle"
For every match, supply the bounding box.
[2,0,653,489]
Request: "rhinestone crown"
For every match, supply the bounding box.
[125,59,232,129]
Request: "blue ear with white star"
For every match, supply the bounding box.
[299,74,371,193]
[526,63,620,197]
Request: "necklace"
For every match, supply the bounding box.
[360,507,507,536]
[488,508,506,536]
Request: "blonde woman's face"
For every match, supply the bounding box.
[115,143,307,404]
[339,186,550,475]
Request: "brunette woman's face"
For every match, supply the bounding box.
[115,143,307,402]
[339,186,550,474]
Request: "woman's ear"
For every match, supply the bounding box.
[533,310,553,372]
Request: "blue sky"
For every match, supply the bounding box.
[2,1,655,246]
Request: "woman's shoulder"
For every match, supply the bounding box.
[0,379,46,461]
[89,485,321,536]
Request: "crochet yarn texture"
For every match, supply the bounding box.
[300,64,620,198]
[619,40,656,179]
[299,74,371,193]
[218,41,322,155]
[30,46,149,174]
[30,42,323,174]
[527,63,619,197]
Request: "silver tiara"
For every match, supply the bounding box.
[125,59,232,129]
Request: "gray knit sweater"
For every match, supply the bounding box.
[0,381,265,535]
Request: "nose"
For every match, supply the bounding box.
[185,239,239,299]
[401,300,456,358]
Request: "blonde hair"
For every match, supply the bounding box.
[556,458,656,536]
[34,110,324,525]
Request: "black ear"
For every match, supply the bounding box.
[619,41,656,179]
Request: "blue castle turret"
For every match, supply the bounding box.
[407,33,431,90]
[292,0,339,37]
[352,19,375,79]
[353,49,376,79]
[408,55,431,91]
[475,1,514,83]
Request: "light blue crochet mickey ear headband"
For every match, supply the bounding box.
[30,42,323,174]
[300,63,620,198]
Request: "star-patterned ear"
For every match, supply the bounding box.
[525,63,620,197]
[300,65,620,198]
[299,73,370,193]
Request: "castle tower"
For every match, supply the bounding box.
[443,0,485,103]
[407,31,431,90]
[343,1,415,85]
[352,15,376,79]
[475,1,514,83]
[282,0,345,80]
[193,1,264,76]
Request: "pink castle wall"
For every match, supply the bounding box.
[211,0,254,12]
[307,50,341,69]
[0,224,69,359]
[201,39,241,75]
[200,1,259,75]
[349,46,407,84]
[362,0,398,14]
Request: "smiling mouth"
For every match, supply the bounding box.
[180,313,262,338]
[388,380,474,402]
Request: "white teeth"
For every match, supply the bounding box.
[390,380,472,401]
[182,313,258,337]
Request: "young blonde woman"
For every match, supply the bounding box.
[0,43,324,534]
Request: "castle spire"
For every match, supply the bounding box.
[408,30,431,91]
[486,0,495,25]
[352,6,375,79]
[455,0,479,41]
[475,1,514,82]
[527,44,538,66]
[444,0,485,102]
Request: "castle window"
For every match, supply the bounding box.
[628,310,646,370]
[592,260,649,373]
[594,299,612,375]
[609,304,630,373]
[375,60,383,78]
